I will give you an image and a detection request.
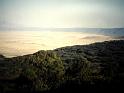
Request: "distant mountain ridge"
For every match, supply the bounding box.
[64,28,124,36]
[1,28,124,36]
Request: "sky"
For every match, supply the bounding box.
[0,0,124,28]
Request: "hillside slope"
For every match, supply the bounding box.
[0,40,124,93]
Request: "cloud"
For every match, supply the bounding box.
[1,31,123,57]
[112,36,124,40]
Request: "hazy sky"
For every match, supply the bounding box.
[0,0,124,28]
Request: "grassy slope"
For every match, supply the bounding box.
[0,40,124,93]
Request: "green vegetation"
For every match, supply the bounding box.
[0,51,65,92]
[0,40,124,92]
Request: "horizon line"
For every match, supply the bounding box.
[0,27,124,30]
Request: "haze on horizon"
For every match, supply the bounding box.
[0,0,124,57]
[0,0,124,28]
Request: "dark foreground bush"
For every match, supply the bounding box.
[0,40,124,93]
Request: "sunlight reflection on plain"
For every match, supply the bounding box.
[0,31,115,57]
